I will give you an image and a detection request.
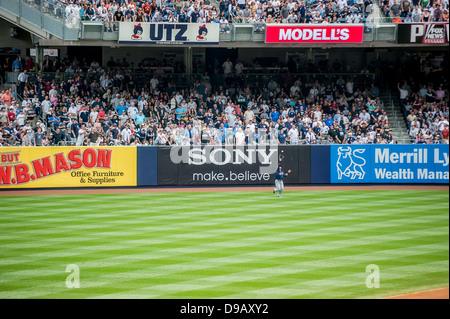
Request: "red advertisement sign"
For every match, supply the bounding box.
[265,24,364,43]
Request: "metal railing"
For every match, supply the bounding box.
[383,89,414,144]
[4,71,377,92]
[4,71,208,89]
[78,20,398,42]
[0,0,79,40]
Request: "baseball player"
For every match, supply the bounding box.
[273,165,291,198]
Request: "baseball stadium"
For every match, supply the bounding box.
[0,0,448,304]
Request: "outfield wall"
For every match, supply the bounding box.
[0,145,448,188]
[0,147,137,188]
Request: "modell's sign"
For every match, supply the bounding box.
[265,24,364,43]
[118,22,219,44]
[397,23,449,44]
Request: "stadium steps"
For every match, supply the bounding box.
[380,90,412,144]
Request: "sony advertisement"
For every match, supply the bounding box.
[157,145,310,186]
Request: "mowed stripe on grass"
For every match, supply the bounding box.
[0,190,448,299]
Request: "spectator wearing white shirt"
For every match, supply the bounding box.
[235,128,246,145]
[121,125,132,143]
[288,126,299,144]
[150,75,159,90]
[235,60,244,75]
[128,102,139,120]
[346,79,354,96]
[90,108,98,123]
[17,70,29,97]
[42,96,52,121]
[359,109,371,122]
[138,97,148,112]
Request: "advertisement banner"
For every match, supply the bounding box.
[157,145,310,186]
[397,23,449,44]
[265,24,364,43]
[330,145,449,184]
[137,146,158,186]
[311,145,330,184]
[118,22,220,44]
[0,147,137,188]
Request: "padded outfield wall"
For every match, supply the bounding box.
[0,145,448,188]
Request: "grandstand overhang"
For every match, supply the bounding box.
[37,38,449,49]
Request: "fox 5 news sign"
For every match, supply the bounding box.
[118,22,219,44]
[265,24,364,43]
[331,145,449,184]
[397,23,449,44]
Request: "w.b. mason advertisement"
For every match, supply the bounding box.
[0,147,137,188]
[118,22,220,44]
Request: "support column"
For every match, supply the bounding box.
[184,47,193,74]
[307,48,314,61]
[35,45,43,71]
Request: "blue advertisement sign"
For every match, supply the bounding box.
[137,146,158,186]
[330,145,449,184]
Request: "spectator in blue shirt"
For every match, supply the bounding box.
[12,57,22,71]
[278,128,287,144]
[324,115,334,127]
[175,104,186,120]
[217,129,226,145]
[369,83,380,98]
[48,113,61,130]
[115,101,126,116]
[135,111,146,126]
[270,108,280,122]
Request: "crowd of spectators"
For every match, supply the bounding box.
[380,0,449,23]
[395,52,449,144]
[399,81,449,144]
[26,0,449,33]
[0,53,418,147]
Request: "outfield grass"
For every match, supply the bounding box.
[0,190,448,299]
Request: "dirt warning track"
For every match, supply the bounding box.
[0,184,447,196]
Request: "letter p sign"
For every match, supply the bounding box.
[365,264,380,288]
[410,25,424,43]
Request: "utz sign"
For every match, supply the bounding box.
[119,23,220,45]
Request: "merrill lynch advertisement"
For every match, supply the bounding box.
[118,22,220,44]
[331,145,449,184]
